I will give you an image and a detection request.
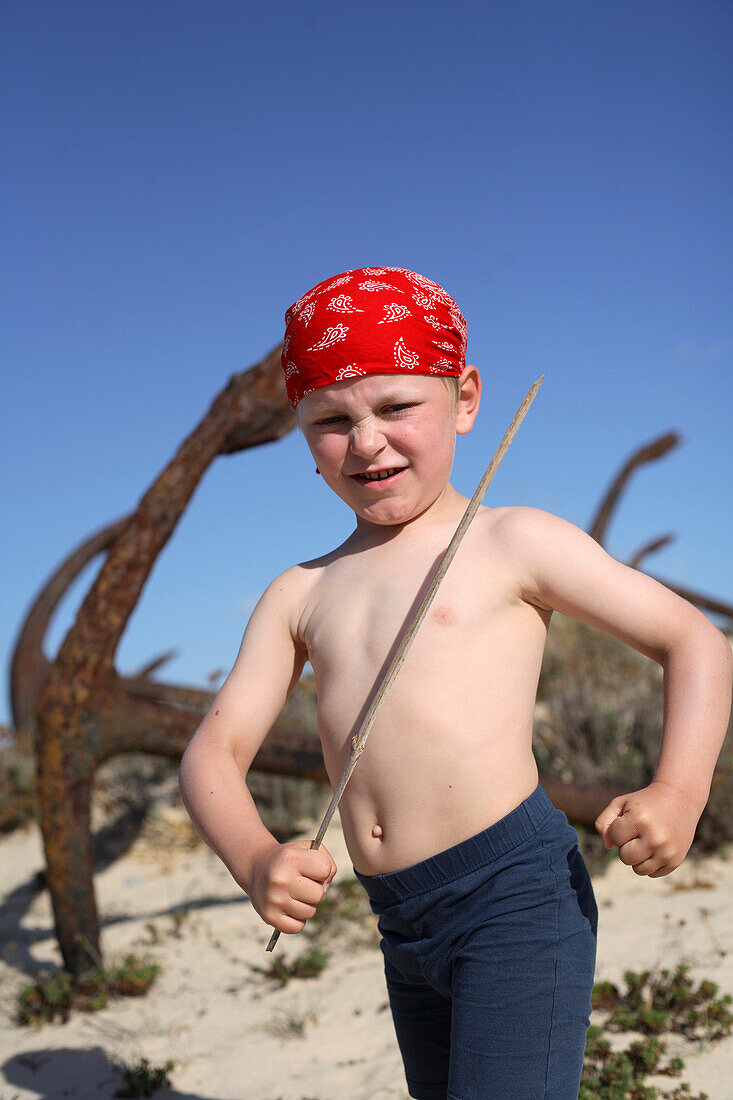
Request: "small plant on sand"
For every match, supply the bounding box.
[17,953,160,1025]
[594,965,733,1042]
[581,1025,690,1099]
[581,966,733,1098]
[169,905,190,937]
[142,921,161,945]
[250,945,329,987]
[113,1056,175,1098]
[251,879,378,988]
[262,997,320,1038]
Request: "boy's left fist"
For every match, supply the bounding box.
[594,781,701,878]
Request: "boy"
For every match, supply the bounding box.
[179,266,732,1099]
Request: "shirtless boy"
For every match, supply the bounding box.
[179,266,732,1099]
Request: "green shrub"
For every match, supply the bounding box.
[17,954,160,1025]
[581,967,732,1098]
[114,1056,175,1098]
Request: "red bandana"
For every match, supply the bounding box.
[281,266,467,408]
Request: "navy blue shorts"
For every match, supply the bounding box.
[353,784,597,1100]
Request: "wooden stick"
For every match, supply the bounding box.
[266,375,544,951]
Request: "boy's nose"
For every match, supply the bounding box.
[349,419,385,458]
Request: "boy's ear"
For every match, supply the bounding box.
[455,364,481,435]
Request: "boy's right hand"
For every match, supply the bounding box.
[246,840,338,935]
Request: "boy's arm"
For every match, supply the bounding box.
[497,506,733,877]
[179,567,336,917]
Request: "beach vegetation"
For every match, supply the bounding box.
[592,964,732,1041]
[261,996,320,1037]
[250,945,329,987]
[113,1056,176,1097]
[581,965,733,1098]
[169,905,190,936]
[248,879,377,988]
[16,953,160,1025]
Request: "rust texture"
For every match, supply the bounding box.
[30,345,297,977]
[11,377,731,979]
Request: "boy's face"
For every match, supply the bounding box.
[297,367,480,530]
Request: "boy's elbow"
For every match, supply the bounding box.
[667,621,733,687]
[664,606,732,659]
[704,622,733,669]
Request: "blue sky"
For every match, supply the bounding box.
[2,1,731,727]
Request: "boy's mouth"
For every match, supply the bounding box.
[350,467,406,486]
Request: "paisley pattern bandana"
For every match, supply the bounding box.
[281,266,467,408]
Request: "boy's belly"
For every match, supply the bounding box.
[328,716,541,877]
[311,646,549,874]
[341,774,541,876]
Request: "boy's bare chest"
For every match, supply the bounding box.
[297,516,549,698]
[304,557,503,664]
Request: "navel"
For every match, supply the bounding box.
[371,822,384,839]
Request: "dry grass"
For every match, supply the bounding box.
[535,616,733,856]
[259,993,320,1038]
[535,614,665,789]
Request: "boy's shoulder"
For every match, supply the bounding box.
[261,534,352,590]
[256,549,344,636]
[258,505,603,633]
[490,503,568,543]
[484,504,616,615]
[488,503,585,549]
[470,502,574,552]
[483,504,569,607]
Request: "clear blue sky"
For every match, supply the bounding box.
[2,1,731,727]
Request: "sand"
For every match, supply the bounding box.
[1,801,732,1100]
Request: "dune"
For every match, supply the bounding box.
[1,793,732,1099]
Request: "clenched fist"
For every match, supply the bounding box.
[594,781,702,878]
[246,839,338,934]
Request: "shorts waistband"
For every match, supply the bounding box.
[352,783,556,905]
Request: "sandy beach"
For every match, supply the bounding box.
[1,795,732,1100]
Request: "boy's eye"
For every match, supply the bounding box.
[313,403,416,427]
[312,400,416,424]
